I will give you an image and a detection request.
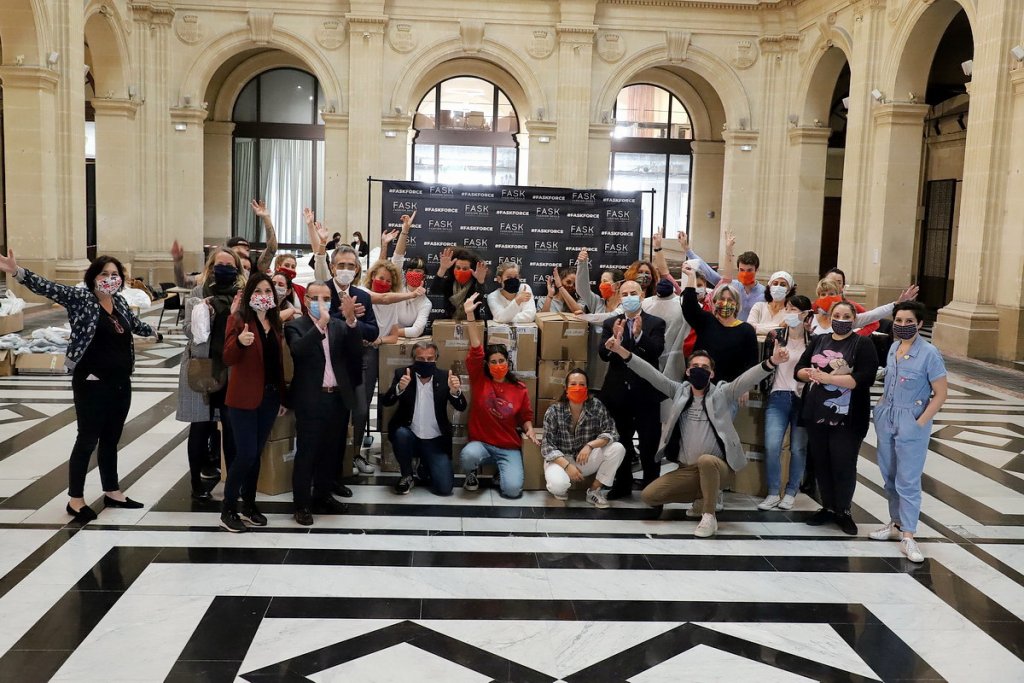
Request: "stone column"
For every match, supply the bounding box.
[554,23,597,188]
[525,121,557,187]
[687,140,725,261]
[586,123,613,189]
[933,0,1024,360]
[321,113,349,238]
[203,121,235,249]
[0,66,60,296]
[345,11,387,236]
[91,98,140,267]
[784,126,831,290]
[719,130,759,266]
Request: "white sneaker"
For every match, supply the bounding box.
[901,537,924,563]
[586,488,610,509]
[694,513,718,538]
[551,491,568,501]
[778,494,796,510]
[757,494,782,510]
[869,521,902,541]
[353,456,374,475]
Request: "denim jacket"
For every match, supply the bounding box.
[14,267,155,372]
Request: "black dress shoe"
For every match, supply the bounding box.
[313,497,349,515]
[191,489,213,503]
[332,483,353,498]
[835,511,859,536]
[66,503,97,523]
[294,508,314,526]
[806,508,834,526]
[103,495,144,509]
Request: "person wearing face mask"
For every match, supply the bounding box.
[730,251,765,322]
[487,262,538,323]
[573,248,624,391]
[795,299,880,535]
[431,246,490,320]
[381,341,467,496]
[541,369,625,507]
[273,253,305,308]
[811,277,919,338]
[219,273,290,532]
[624,260,658,298]
[869,301,947,562]
[540,266,583,314]
[680,264,758,383]
[598,280,667,497]
[271,271,300,322]
[756,294,813,511]
[747,271,797,335]
[459,293,540,499]
[351,231,369,257]
[0,251,161,522]
[604,333,790,537]
[285,281,363,526]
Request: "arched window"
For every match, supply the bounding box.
[609,84,693,235]
[232,68,325,244]
[411,77,519,185]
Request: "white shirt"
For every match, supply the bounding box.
[411,377,442,440]
[747,301,789,335]
[487,284,537,323]
[373,296,431,338]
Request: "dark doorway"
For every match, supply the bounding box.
[917,179,957,310]
[818,196,842,276]
[85,160,96,262]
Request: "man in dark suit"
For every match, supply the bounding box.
[285,281,364,526]
[599,279,667,497]
[380,341,467,496]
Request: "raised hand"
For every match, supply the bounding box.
[474,259,489,284]
[577,248,588,262]
[463,292,480,318]
[545,275,555,297]
[551,266,563,289]
[897,284,920,303]
[170,240,184,261]
[515,289,532,305]
[250,199,269,218]
[681,261,696,285]
[653,232,663,251]
[317,300,331,327]
[448,370,461,394]
[400,211,417,231]
[382,229,400,246]
[353,302,366,318]
[631,314,643,338]
[724,230,736,253]
[314,222,329,248]
[0,249,18,275]
[678,230,689,252]
[770,345,790,366]
[341,292,357,322]
[411,286,426,298]
[230,291,242,314]
[238,323,255,347]
[398,368,412,392]
[439,247,455,273]
[303,208,315,226]
[612,317,625,342]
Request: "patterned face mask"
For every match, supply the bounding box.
[249,293,276,312]
[95,275,121,294]
[714,300,737,319]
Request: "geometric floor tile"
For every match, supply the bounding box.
[308,642,491,683]
[629,644,816,683]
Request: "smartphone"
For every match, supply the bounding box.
[775,325,789,347]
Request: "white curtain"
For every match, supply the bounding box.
[233,139,257,241]
[259,139,313,244]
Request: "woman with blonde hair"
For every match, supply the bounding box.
[487,261,537,323]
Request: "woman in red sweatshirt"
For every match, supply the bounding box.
[458,293,539,499]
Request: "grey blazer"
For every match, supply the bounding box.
[624,352,771,472]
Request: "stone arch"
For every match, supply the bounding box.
[212,51,312,121]
[180,27,341,112]
[798,42,852,123]
[389,38,547,123]
[594,44,750,133]
[621,68,714,141]
[0,0,47,65]
[84,2,131,98]
[883,0,976,99]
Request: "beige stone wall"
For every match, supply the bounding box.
[0,0,1022,361]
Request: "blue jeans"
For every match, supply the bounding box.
[874,405,930,534]
[392,427,454,496]
[764,390,808,497]
[224,387,281,510]
[460,441,524,498]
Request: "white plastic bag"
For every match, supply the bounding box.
[120,287,152,309]
[0,290,26,316]
[191,301,211,344]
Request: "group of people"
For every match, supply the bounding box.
[0,202,949,562]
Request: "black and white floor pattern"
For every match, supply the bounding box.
[0,308,1023,682]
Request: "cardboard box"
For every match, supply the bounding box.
[521,429,546,491]
[0,349,15,377]
[431,320,483,373]
[536,398,557,425]
[257,436,296,496]
[268,410,296,442]
[730,458,766,497]
[485,322,538,376]
[16,352,67,375]
[0,311,25,335]
[537,360,584,400]
[535,312,588,360]
[378,336,431,385]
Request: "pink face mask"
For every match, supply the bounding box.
[95,275,122,294]
[249,293,276,312]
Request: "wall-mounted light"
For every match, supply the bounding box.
[182,95,192,107]
[871,89,884,102]
[813,118,823,127]
[706,210,716,219]
[362,31,370,39]
[394,106,403,115]
[1012,45,1024,61]
[738,117,749,130]
[47,52,60,66]
[383,130,397,138]
[537,136,551,143]
[536,108,545,121]
[961,60,973,77]
[739,144,753,152]
[841,96,850,110]
[128,85,137,99]
[174,122,187,132]
[787,114,798,126]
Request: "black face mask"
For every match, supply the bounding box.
[502,278,521,294]
[687,366,712,390]
[655,278,674,298]
[831,319,854,336]
[413,360,436,378]
[213,264,238,285]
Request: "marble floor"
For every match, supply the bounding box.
[1,307,1023,682]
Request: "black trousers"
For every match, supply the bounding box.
[294,393,349,508]
[604,398,662,491]
[804,423,865,514]
[69,375,132,498]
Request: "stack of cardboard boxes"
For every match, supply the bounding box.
[376,336,433,472]
[257,411,297,496]
[534,312,589,426]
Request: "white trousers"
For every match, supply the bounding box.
[544,442,626,497]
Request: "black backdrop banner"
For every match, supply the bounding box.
[380,180,643,317]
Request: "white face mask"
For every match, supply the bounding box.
[274,285,288,298]
[335,269,356,287]
[770,285,788,302]
[784,313,802,328]
[694,287,706,297]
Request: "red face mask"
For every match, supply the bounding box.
[453,269,473,285]
[813,295,842,314]
[371,279,391,294]
[489,362,509,381]
[599,282,615,300]
[405,271,425,288]
[277,267,297,279]
[566,385,588,404]
[737,271,756,287]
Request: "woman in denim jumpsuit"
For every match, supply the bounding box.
[870,301,948,563]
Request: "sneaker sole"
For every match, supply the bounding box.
[219,521,247,533]
[239,516,267,527]
[590,501,610,509]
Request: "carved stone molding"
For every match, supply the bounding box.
[387,22,417,53]
[595,32,626,63]
[248,10,274,45]
[174,13,202,45]
[666,31,691,64]
[731,40,758,69]
[527,29,556,59]
[461,20,485,54]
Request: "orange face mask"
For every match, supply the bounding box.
[453,269,473,285]
[599,282,615,300]
[566,385,588,404]
[737,271,756,286]
[489,362,509,381]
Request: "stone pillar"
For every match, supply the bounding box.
[719,130,759,266]
[345,10,387,237]
[933,0,1024,360]
[785,126,831,291]
[321,113,349,237]
[554,23,597,188]
[525,121,557,187]
[687,140,725,262]
[376,115,412,238]
[586,123,613,189]
[203,121,234,249]
[0,66,60,296]
[91,98,140,267]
